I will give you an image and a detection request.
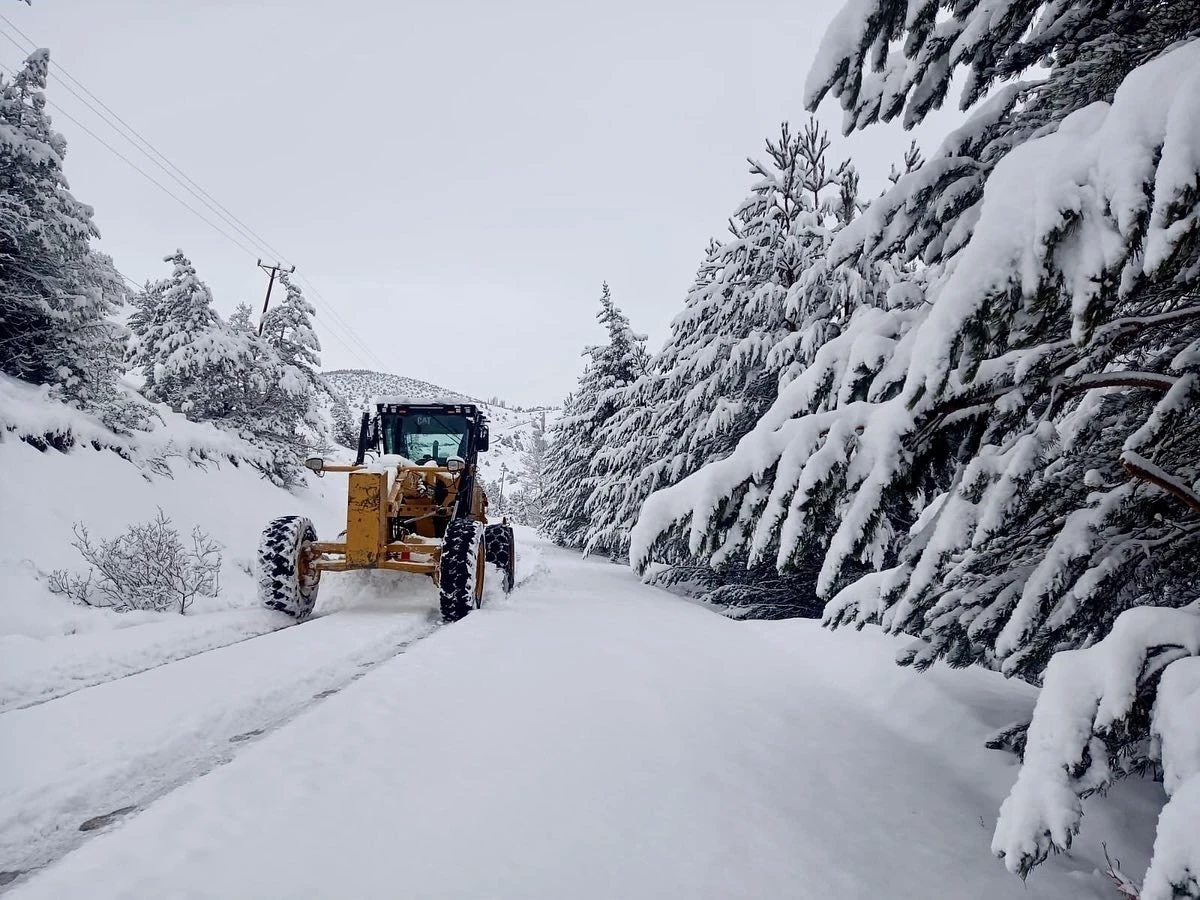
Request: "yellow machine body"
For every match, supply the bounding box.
[309,461,489,579]
[257,401,508,623]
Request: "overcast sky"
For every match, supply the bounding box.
[3,1,964,406]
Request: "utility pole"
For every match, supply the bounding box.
[255,259,295,336]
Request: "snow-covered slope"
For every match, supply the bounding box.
[0,377,351,712]
[0,372,552,713]
[322,369,479,409]
[4,537,1161,899]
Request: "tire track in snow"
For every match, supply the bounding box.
[0,610,291,715]
[2,562,439,715]
[0,605,440,887]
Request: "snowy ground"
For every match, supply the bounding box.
[0,427,345,639]
[2,537,1161,898]
[0,607,287,713]
[0,392,1162,897]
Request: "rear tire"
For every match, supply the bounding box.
[484,523,516,593]
[257,516,320,620]
[439,519,482,622]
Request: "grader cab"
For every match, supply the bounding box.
[256,400,515,623]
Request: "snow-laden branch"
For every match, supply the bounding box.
[993,607,1200,895]
[919,371,1180,439]
[1121,452,1200,514]
[1143,656,1200,898]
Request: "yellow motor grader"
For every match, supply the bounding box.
[256,400,515,622]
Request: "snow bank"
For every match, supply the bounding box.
[0,609,285,713]
[0,380,348,707]
[1,601,437,876]
[0,436,342,633]
[0,375,267,468]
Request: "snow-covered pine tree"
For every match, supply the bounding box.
[127,252,317,485]
[589,122,894,620]
[259,271,328,445]
[540,386,594,547]
[584,121,852,568]
[227,302,255,333]
[0,49,130,422]
[127,250,229,416]
[542,284,647,549]
[325,385,359,449]
[508,410,549,527]
[589,282,649,399]
[634,4,1200,892]
[260,271,320,376]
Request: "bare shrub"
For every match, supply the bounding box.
[48,510,221,613]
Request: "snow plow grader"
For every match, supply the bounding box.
[256,400,515,623]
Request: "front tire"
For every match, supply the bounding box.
[484,523,516,593]
[439,519,482,622]
[257,516,320,620]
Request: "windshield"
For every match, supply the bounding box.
[381,413,470,465]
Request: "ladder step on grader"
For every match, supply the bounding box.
[256,399,516,623]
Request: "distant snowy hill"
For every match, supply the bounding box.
[321,369,559,521]
[321,369,480,410]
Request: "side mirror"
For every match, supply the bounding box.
[478,426,490,453]
[304,456,326,476]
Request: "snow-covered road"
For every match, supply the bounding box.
[2,537,1156,899]
[0,608,290,714]
[0,588,440,879]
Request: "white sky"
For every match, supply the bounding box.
[4,1,964,406]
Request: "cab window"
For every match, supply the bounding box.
[381,413,470,465]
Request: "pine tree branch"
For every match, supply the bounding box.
[1066,372,1178,392]
[1121,453,1200,514]
[921,370,1178,435]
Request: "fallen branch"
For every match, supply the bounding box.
[1103,843,1142,898]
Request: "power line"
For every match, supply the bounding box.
[0,22,393,372]
[291,272,393,369]
[0,17,289,266]
[1,60,375,363]
[0,56,265,262]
